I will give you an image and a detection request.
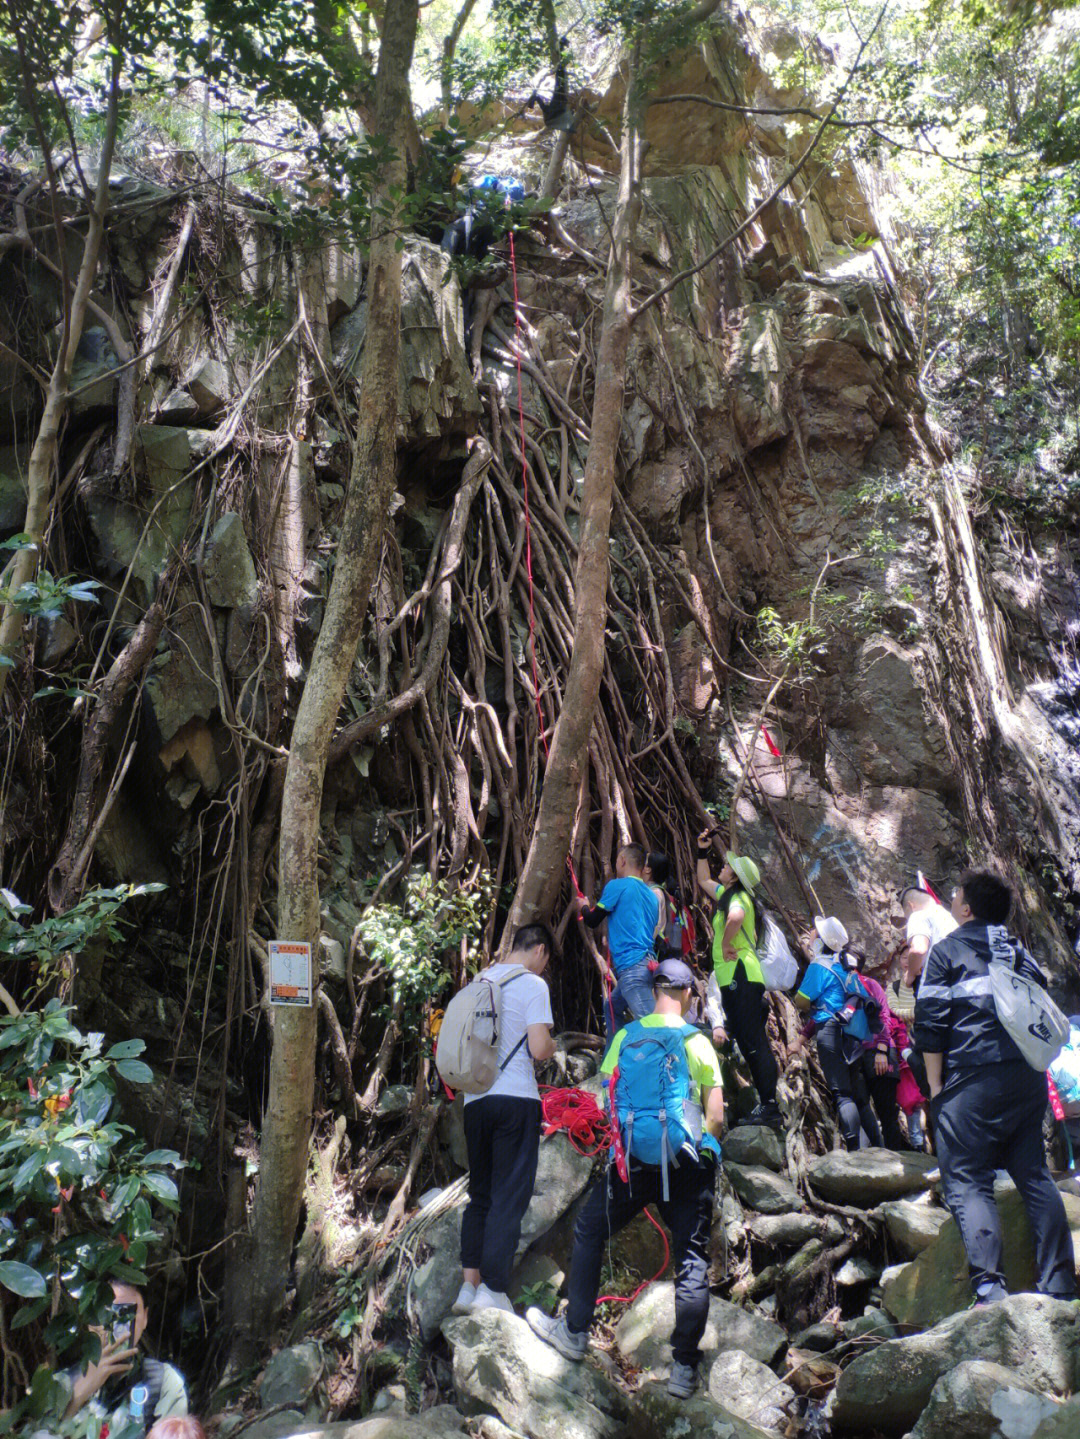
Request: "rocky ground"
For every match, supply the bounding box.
[219,1083,1080,1439]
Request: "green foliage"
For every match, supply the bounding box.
[0,1002,181,1427]
[356,873,492,1025]
[516,1278,558,1311]
[756,604,825,670]
[0,570,100,622]
[0,887,179,1434]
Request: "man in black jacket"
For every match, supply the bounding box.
[915,871,1076,1305]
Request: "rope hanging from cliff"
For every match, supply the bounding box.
[540,1083,670,1304]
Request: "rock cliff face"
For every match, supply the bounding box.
[2,4,1079,1146]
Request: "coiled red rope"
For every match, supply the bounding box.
[540,1083,670,1304]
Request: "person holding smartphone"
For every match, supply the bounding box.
[61,1282,188,1435]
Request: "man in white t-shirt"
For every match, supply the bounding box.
[454,922,556,1315]
[901,885,958,991]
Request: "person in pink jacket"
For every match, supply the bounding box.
[848,949,919,1151]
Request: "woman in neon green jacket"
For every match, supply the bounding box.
[696,830,781,1130]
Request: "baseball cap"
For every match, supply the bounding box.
[651,958,696,989]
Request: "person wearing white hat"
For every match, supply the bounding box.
[696,830,781,1130]
[792,918,883,1150]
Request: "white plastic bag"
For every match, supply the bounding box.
[757,910,799,992]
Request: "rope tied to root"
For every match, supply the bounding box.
[540,1083,670,1304]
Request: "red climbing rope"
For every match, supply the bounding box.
[540,1083,670,1304]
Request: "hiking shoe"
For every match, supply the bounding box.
[667,1361,698,1398]
[525,1307,588,1361]
[737,1101,784,1131]
[451,1281,477,1314]
[471,1283,515,1314]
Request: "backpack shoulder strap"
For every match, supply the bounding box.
[495,964,528,988]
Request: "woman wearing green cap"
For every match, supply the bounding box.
[696,830,781,1129]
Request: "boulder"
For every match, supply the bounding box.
[708,1349,796,1432]
[830,1294,1080,1435]
[0,444,29,531]
[882,1184,1080,1329]
[625,1380,776,1439]
[722,1126,787,1172]
[520,1130,597,1249]
[444,1309,628,1439]
[332,240,481,444]
[835,1255,879,1287]
[724,1163,804,1215]
[235,1412,307,1439]
[881,1197,950,1258]
[203,511,259,608]
[746,1212,843,1248]
[807,1148,938,1207]
[69,325,120,414]
[259,1341,323,1409]
[615,1281,787,1375]
[1033,1395,1080,1438]
[259,1416,468,1439]
[411,1199,468,1341]
[184,356,231,415]
[909,1360,1059,1439]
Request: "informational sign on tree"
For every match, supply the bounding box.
[268,940,313,1006]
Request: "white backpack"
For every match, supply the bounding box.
[435,965,528,1094]
[986,926,1070,1072]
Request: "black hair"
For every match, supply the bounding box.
[511,921,556,956]
[645,851,670,885]
[846,946,867,972]
[619,842,647,870]
[899,885,925,905]
[716,882,749,920]
[956,871,1013,925]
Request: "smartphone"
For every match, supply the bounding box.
[110,1301,138,1344]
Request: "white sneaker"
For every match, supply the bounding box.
[451,1281,477,1314]
[471,1283,515,1314]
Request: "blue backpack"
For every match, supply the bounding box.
[609,1021,703,1199]
[822,957,877,1042]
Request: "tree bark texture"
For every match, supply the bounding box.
[245,0,420,1335]
[0,43,122,702]
[505,47,643,933]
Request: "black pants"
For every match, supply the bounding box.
[720,970,778,1106]
[934,1061,1076,1302]
[816,1020,882,1150]
[461,1095,541,1293]
[862,1054,910,1151]
[566,1156,714,1367]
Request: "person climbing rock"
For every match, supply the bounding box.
[916,872,1076,1306]
[441,174,525,348]
[577,842,660,1040]
[900,880,957,992]
[528,37,576,130]
[696,832,781,1129]
[453,923,556,1316]
[526,959,724,1400]
[792,918,883,1151]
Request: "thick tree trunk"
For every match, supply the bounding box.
[0,47,122,701]
[505,49,643,932]
[244,0,420,1335]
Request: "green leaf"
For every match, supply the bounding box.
[113,1059,153,1084]
[142,1171,178,1205]
[142,1149,182,1167]
[0,1261,47,1298]
[105,1039,145,1061]
[10,1294,51,1329]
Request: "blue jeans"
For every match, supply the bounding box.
[605,958,654,1041]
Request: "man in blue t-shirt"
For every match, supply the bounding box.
[577,842,660,1039]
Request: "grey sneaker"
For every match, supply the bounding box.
[667,1361,698,1398]
[525,1307,588,1361]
